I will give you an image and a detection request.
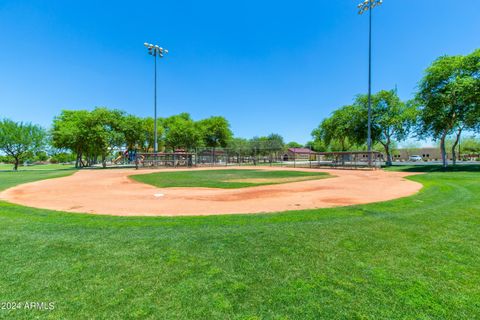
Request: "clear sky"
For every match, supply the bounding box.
[0,0,479,145]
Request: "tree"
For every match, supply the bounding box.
[459,136,480,155]
[198,116,233,149]
[286,141,303,148]
[88,108,126,167]
[197,116,232,163]
[51,108,141,168]
[450,50,480,164]
[120,114,145,150]
[305,140,327,152]
[416,49,480,167]
[141,117,164,152]
[250,136,269,158]
[51,110,90,168]
[49,151,76,164]
[227,137,250,162]
[0,119,46,170]
[163,113,202,151]
[312,105,365,151]
[265,133,285,160]
[33,151,49,162]
[355,90,416,165]
[445,135,480,160]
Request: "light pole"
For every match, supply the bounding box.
[358,0,383,165]
[144,42,168,153]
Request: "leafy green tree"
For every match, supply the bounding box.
[459,136,480,155]
[120,115,145,150]
[445,135,480,159]
[355,90,416,165]
[33,151,49,162]
[198,116,233,149]
[286,141,303,148]
[87,108,126,167]
[49,151,76,164]
[0,119,46,170]
[0,155,13,163]
[265,133,285,159]
[249,136,269,157]
[305,140,327,152]
[449,50,480,164]
[312,105,365,151]
[196,116,232,163]
[227,137,250,160]
[51,108,140,167]
[51,110,90,167]
[416,49,480,167]
[163,113,202,151]
[141,117,164,152]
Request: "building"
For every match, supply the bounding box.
[283,148,316,161]
[391,147,456,162]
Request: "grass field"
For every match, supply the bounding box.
[0,163,75,171]
[131,169,330,189]
[0,166,479,319]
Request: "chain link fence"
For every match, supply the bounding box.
[134,148,383,169]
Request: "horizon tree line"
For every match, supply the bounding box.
[1,49,479,169]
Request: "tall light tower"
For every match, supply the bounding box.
[144,42,168,153]
[358,0,383,165]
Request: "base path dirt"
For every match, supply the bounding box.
[0,167,423,216]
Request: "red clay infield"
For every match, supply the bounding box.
[0,167,422,216]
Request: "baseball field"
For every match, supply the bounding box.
[0,165,479,318]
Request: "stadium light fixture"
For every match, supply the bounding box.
[144,42,168,153]
[357,0,383,166]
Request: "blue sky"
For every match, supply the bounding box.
[0,0,479,145]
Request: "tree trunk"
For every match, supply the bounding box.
[13,157,19,171]
[451,127,463,165]
[440,133,448,168]
[381,140,392,166]
[102,154,107,168]
[75,151,82,168]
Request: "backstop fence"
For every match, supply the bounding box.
[134,148,383,170]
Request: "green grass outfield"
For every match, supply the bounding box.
[0,163,75,171]
[0,166,479,319]
[131,169,330,189]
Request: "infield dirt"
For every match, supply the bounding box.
[0,167,422,216]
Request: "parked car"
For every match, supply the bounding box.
[409,155,423,162]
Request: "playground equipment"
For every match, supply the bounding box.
[113,150,138,165]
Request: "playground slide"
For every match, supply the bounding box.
[113,155,123,164]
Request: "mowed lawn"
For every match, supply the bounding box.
[0,167,479,319]
[131,169,330,189]
[0,163,75,171]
